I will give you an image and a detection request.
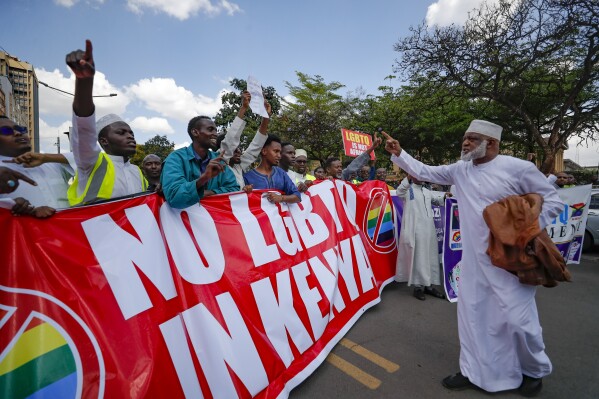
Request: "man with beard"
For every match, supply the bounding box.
[141,154,162,192]
[161,115,238,209]
[0,116,75,217]
[383,120,563,397]
[243,134,301,204]
[66,40,147,205]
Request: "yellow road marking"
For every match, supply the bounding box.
[326,353,381,390]
[339,338,400,373]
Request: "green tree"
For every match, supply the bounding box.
[214,78,282,145]
[271,72,354,165]
[130,135,175,165]
[394,0,599,173]
[348,76,478,167]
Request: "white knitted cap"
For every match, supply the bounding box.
[466,120,502,141]
[97,114,125,135]
[295,149,308,158]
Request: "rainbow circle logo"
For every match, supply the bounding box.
[452,231,461,242]
[0,286,105,398]
[362,187,396,253]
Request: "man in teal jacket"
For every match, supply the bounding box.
[161,116,239,209]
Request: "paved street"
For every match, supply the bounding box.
[291,250,599,399]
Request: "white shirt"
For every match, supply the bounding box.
[220,117,268,188]
[71,113,145,199]
[0,153,75,209]
[391,151,564,392]
[395,177,444,286]
[287,169,299,183]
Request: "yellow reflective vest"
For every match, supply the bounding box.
[67,153,148,206]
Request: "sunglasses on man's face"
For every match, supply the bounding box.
[0,125,28,136]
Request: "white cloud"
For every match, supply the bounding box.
[426,0,500,27]
[129,116,175,135]
[127,77,226,122]
[126,0,241,20]
[36,68,130,118]
[282,95,296,105]
[54,0,78,7]
[38,118,72,153]
[174,141,190,150]
[54,0,105,8]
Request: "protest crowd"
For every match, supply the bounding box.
[1,40,585,399]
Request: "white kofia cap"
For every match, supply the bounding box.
[96,113,125,135]
[295,149,308,158]
[466,119,502,141]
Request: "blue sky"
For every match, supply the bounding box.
[2,0,597,166]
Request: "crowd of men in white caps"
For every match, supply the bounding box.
[0,40,574,398]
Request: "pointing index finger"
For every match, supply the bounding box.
[85,39,93,60]
[381,131,393,140]
[14,170,37,186]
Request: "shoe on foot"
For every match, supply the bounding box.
[518,375,542,397]
[442,372,474,390]
[424,286,446,299]
[413,288,425,300]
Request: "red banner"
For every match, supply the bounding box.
[341,129,376,160]
[0,180,396,398]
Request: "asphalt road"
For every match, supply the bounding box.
[291,249,599,399]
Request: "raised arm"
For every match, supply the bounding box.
[67,39,95,118]
[66,39,101,170]
[220,91,250,162]
[240,100,271,172]
[342,132,382,180]
[382,131,455,186]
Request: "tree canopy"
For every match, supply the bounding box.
[271,72,354,164]
[130,135,175,166]
[394,0,599,172]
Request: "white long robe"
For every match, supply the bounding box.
[395,178,444,286]
[391,151,564,392]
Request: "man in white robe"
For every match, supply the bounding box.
[383,120,564,396]
[395,175,445,300]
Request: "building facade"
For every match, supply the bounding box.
[0,52,39,152]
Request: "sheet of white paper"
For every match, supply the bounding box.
[247,75,269,118]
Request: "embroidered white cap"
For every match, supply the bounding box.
[295,149,308,158]
[96,113,125,135]
[466,120,502,141]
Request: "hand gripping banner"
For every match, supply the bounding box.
[0,180,396,399]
